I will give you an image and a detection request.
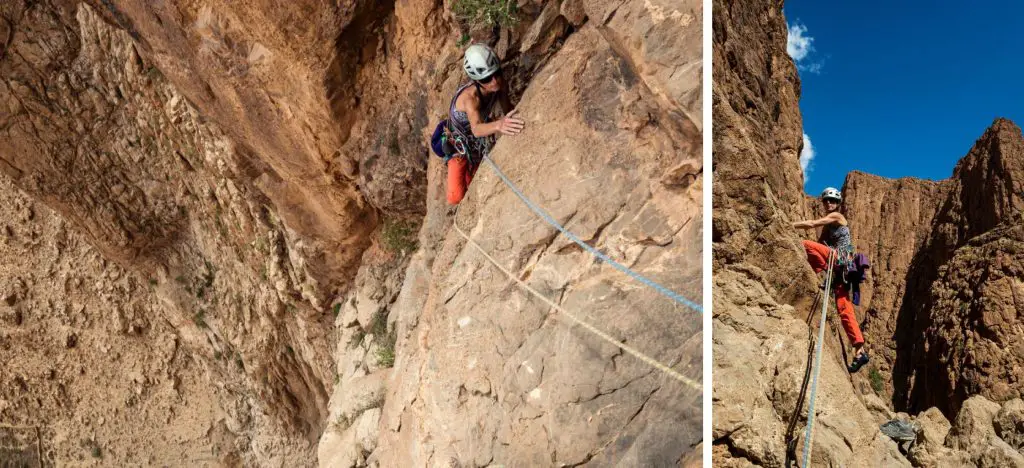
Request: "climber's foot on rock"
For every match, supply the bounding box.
[848,352,869,373]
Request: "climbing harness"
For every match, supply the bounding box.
[446,83,496,169]
[451,210,701,392]
[429,82,496,171]
[801,249,836,467]
[480,155,703,315]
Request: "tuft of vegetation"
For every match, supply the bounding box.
[376,340,396,368]
[370,310,389,338]
[214,350,222,360]
[457,32,471,47]
[92,446,102,458]
[332,303,342,318]
[148,278,158,286]
[372,310,397,368]
[193,311,207,329]
[334,413,352,431]
[869,367,885,393]
[451,0,520,27]
[380,219,419,254]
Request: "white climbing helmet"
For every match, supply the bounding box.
[821,187,842,202]
[463,44,500,81]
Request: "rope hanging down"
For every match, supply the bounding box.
[784,291,823,465]
[452,221,702,392]
[480,155,704,315]
[802,249,837,467]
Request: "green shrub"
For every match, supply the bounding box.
[380,219,418,254]
[452,0,519,28]
[376,340,396,368]
[869,367,885,393]
[371,310,397,368]
[193,311,207,329]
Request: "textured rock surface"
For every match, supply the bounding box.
[910,223,1024,414]
[364,4,704,463]
[893,120,1024,416]
[0,176,259,465]
[713,0,1024,466]
[2,0,701,465]
[839,172,946,396]
[713,270,909,467]
[712,0,816,312]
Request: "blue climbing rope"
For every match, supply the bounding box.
[481,155,703,315]
[802,249,836,465]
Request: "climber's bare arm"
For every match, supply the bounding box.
[792,212,845,229]
[464,91,524,137]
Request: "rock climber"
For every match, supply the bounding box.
[444,44,524,205]
[792,187,870,373]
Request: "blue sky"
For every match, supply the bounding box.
[783,1,1024,195]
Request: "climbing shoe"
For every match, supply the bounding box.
[848,352,870,373]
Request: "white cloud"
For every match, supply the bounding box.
[787,23,814,61]
[800,133,815,184]
[787,21,824,74]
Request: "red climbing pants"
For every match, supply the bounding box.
[447,156,477,205]
[802,240,865,347]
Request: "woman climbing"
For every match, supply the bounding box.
[792,187,870,373]
[444,44,524,205]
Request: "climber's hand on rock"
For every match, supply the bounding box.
[498,109,524,135]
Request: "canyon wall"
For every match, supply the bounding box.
[2,0,703,464]
[713,0,1024,465]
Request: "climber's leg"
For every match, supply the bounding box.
[802,240,832,273]
[447,156,469,205]
[834,284,864,346]
[836,284,870,372]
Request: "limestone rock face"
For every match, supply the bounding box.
[2,2,343,463]
[3,0,702,465]
[910,224,1024,414]
[893,120,1024,416]
[712,0,1024,466]
[365,4,704,463]
[0,175,274,466]
[712,269,910,467]
[839,172,947,396]
[712,0,813,304]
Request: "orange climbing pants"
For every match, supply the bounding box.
[802,240,865,347]
[447,156,477,205]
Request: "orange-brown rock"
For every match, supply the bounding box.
[838,172,947,396]
[713,0,1024,465]
[712,0,816,307]
[2,0,702,465]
